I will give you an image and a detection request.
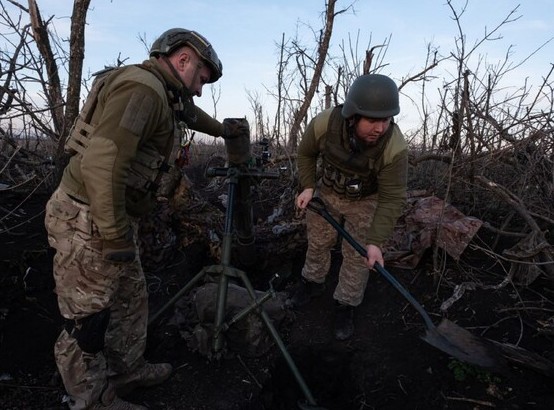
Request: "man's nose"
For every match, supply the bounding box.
[375,121,387,133]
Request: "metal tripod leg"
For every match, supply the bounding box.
[235,269,318,407]
[149,166,321,408]
[148,267,207,326]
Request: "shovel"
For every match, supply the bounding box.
[307,197,506,371]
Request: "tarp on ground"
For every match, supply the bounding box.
[384,193,483,269]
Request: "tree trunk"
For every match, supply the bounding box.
[288,0,338,148]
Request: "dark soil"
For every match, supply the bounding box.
[1,188,554,410]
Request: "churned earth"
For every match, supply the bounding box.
[1,186,553,410]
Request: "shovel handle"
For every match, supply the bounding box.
[306,198,436,330]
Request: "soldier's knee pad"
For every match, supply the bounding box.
[66,309,111,354]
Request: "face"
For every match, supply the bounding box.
[174,48,212,97]
[354,116,391,145]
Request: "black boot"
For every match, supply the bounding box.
[286,279,325,309]
[334,303,354,341]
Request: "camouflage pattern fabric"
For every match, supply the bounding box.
[45,187,148,409]
[301,186,378,306]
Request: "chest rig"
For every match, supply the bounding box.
[65,64,192,196]
[320,106,392,199]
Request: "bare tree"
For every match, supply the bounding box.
[406,1,554,284]
[63,0,91,161]
[1,0,91,186]
[287,0,349,147]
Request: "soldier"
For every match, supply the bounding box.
[44,28,245,409]
[288,74,408,341]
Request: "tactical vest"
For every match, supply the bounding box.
[65,64,175,197]
[315,106,401,199]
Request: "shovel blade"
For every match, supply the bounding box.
[421,319,507,372]
[297,400,328,410]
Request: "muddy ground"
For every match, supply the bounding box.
[1,183,554,410]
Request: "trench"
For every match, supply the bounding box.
[259,344,360,410]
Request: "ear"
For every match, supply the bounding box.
[172,48,190,70]
[179,51,190,69]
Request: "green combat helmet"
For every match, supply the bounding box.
[342,74,400,119]
[150,28,223,83]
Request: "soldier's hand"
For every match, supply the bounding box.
[222,118,249,139]
[102,229,136,263]
[296,188,314,209]
[365,244,384,269]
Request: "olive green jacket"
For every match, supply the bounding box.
[61,58,224,241]
[297,107,408,247]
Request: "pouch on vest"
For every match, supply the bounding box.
[127,146,170,194]
[345,178,362,199]
[65,67,119,156]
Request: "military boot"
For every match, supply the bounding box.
[91,396,148,410]
[111,362,173,397]
[334,303,355,341]
[285,278,325,309]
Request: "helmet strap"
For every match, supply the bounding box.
[161,55,198,125]
[161,55,195,97]
[347,116,362,153]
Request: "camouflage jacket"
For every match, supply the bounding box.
[61,58,223,241]
[296,106,408,247]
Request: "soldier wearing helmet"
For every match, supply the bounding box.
[45,28,245,410]
[287,74,408,341]
[149,28,223,84]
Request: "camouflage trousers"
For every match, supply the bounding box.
[45,187,148,409]
[302,186,378,306]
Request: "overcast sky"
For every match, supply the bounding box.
[9,0,554,132]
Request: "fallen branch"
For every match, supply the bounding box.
[487,340,554,378]
[475,176,540,231]
[445,396,496,407]
[475,175,554,281]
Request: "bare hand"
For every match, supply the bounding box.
[365,244,384,269]
[296,188,314,209]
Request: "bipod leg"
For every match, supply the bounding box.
[234,269,319,408]
[148,267,209,326]
[213,170,238,352]
[213,264,232,352]
[212,211,236,352]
